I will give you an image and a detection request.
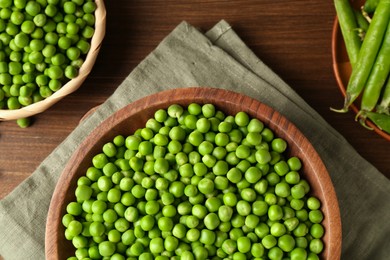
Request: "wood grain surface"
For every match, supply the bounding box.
[45,88,341,259]
[0,0,388,202]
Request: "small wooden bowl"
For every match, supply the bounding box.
[0,0,106,121]
[46,87,341,260]
[331,0,390,141]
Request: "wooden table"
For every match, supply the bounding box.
[0,0,389,201]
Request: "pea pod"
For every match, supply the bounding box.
[334,0,362,67]
[354,9,369,39]
[359,21,390,112]
[376,76,390,114]
[358,111,390,133]
[334,0,390,113]
[364,0,379,13]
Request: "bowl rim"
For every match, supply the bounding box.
[0,0,107,121]
[45,87,342,259]
[331,14,390,141]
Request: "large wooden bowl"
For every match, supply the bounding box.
[332,0,390,141]
[46,87,341,259]
[0,0,106,121]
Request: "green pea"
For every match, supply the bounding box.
[196,117,211,133]
[268,204,283,221]
[218,205,233,222]
[310,223,325,239]
[25,1,41,16]
[72,235,88,249]
[284,217,299,232]
[285,170,301,185]
[7,96,20,109]
[221,239,237,255]
[234,111,249,127]
[66,46,81,60]
[307,196,321,210]
[197,178,214,195]
[14,33,29,48]
[309,210,324,224]
[290,248,308,260]
[204,197,221,213]
[290,198,305,211]
[16,117,31,128]
[255,149,271,164]
[44,3,57,17]
[296,209,308,222]
[275,182,291,198]
[31,27,44,39]
[9,11,23,26]
[162,235,178,252]
[81,1,96,12]
[236,200,251,216]
[265,172,280,186]
[251,242,265,257]
[244,166,262,184]
[169,181,185,198]
[185,228,199,242]
[167,140,181,154]
[8,61,22,75]
[253,223,269,240]
[67,220,83,237]
[245,131,261,146]
[291,184,306,199]
[192,204,207,219]
[262,234,277,249]
[213,176,228,190]
[33,13,47,27]
[268,246,284,260]
[287,156,302,171]
[203,213,220,230]
[46,65,62,80]
[245,214,260,229]
[97,241,115,257]
[293,223,309,237]
[20,20,35,34]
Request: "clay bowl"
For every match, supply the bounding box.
[332,0,390,141]
[46,87,341,259]
[0,0,106,121]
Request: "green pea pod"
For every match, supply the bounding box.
[376,76,390,114]
[360,21,390,112]
[363,111,390,134]
[364,0,380,13]
[334,0,362,67]
[336,0,390,113]
[354,9,369,34]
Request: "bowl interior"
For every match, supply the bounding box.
[331,0,390,141]
[0,0,106,121]
[46,87,341,259]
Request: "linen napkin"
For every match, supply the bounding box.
[1,20,389,260]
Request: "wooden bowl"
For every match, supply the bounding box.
[331,0,390,141]
[46,87,341,259]
[0,0,106,121]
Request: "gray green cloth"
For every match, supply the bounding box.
[1,20,389,260]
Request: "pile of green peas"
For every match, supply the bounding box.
[63,103,325,260]
[0,0,96,110]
